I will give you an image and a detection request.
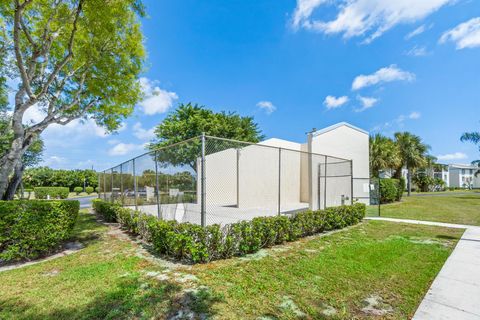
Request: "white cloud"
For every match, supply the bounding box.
[408,111,421,119]
[371,111,421,132]
[437,152,468,161]
[405,24,432,40]
[405,45,429,56]
[256,101,276,114]
[42,155,67,167]
[324,95,349,109]
[138,77,178,115]
[355,95,378,112]
[132,122,156,140]
[440,17,480,49]
[291,0,452,43]
[352,65,415,90]
[108,143,145,156]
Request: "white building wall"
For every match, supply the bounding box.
[309,124,370,205]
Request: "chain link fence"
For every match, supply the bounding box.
[99,135,360,226]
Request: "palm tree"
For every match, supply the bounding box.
[369,134,401,177]
[461,131,480,176]
[394,132,430,196]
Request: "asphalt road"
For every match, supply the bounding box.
[70,195,97,208]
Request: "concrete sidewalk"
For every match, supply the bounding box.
[366,217,480,320]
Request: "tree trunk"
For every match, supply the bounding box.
[407,167,411,197]
[0,107,30,199]
[3,162,25,200]
[0,143,24,198]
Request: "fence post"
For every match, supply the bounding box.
[278,148,282,216]
[307,132,313,210]
[324,155,327,210]
[120,164,124,206]
[378,176,381,217]
[103,171,106,201]
[98,173,101,199]
[133,158,138,211]
[236,148,240,208]
[154,151,161,219]
[201,133,206,227]
[110,169,114,203]
[350,160,354,205]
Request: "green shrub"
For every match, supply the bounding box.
[34,187,69,199]
[92,199,365,264]
[92,199,120,222]
[95,187,100,193]
[85,187,94,194]
[73,187,83,195]
[380,178,399,203]
[0,200,79,263]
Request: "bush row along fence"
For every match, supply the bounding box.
[0,200,80,263]
[93,199,365,263]
[98,135,363,227]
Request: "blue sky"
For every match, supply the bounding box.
[21,0,480,170]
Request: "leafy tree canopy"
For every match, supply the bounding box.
[0,0,145,198]
[148,103,264,171]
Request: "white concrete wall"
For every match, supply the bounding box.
[199,138,304,210]
[309,124,370,205]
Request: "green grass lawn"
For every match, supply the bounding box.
[0,211,463,319]
[367,193,480,226]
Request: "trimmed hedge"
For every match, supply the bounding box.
[73,186,83,195]
[34,187,69,199]
[93,199,365,264]
[85,186,94,194]
[0,200,79,263]
[92,199,120,222]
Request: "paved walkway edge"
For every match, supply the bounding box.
[366,217,480,320]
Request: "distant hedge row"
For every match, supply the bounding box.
[380,178,405,204]
[0,200,79,263]
[93,199,365,263]
[34,187,69,199]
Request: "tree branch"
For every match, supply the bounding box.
[36,0,84,100]
[13,0,35,100]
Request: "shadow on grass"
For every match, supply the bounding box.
[0,276,222,320]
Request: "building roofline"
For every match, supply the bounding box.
[311,122,369,137]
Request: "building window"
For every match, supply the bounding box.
[462,169,465,174]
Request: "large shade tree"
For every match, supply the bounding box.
[149,103,264,172]
[461,129,480,176]
[0,0,145,199]
[393,132,430,196]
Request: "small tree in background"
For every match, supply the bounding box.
[369,134,400,177]
[149,103,264,172]
[393,132,431,196]
[461,129,480,176]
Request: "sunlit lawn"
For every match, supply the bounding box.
[0,211,463,319]
[367,193,480,226]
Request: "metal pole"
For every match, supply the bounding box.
[307,132,313,210]
[120,164,124,206]
[236,148,240,208]
[378,176,381,217]
[350,160,354,205]
[110,169,114,203]
[155,151,161,219]
[278,148,282,216]
[200,133,206,227]
[324,156,328,210]
[98,173,101,199]
[133,158,138,211]
[103,171,106,201]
